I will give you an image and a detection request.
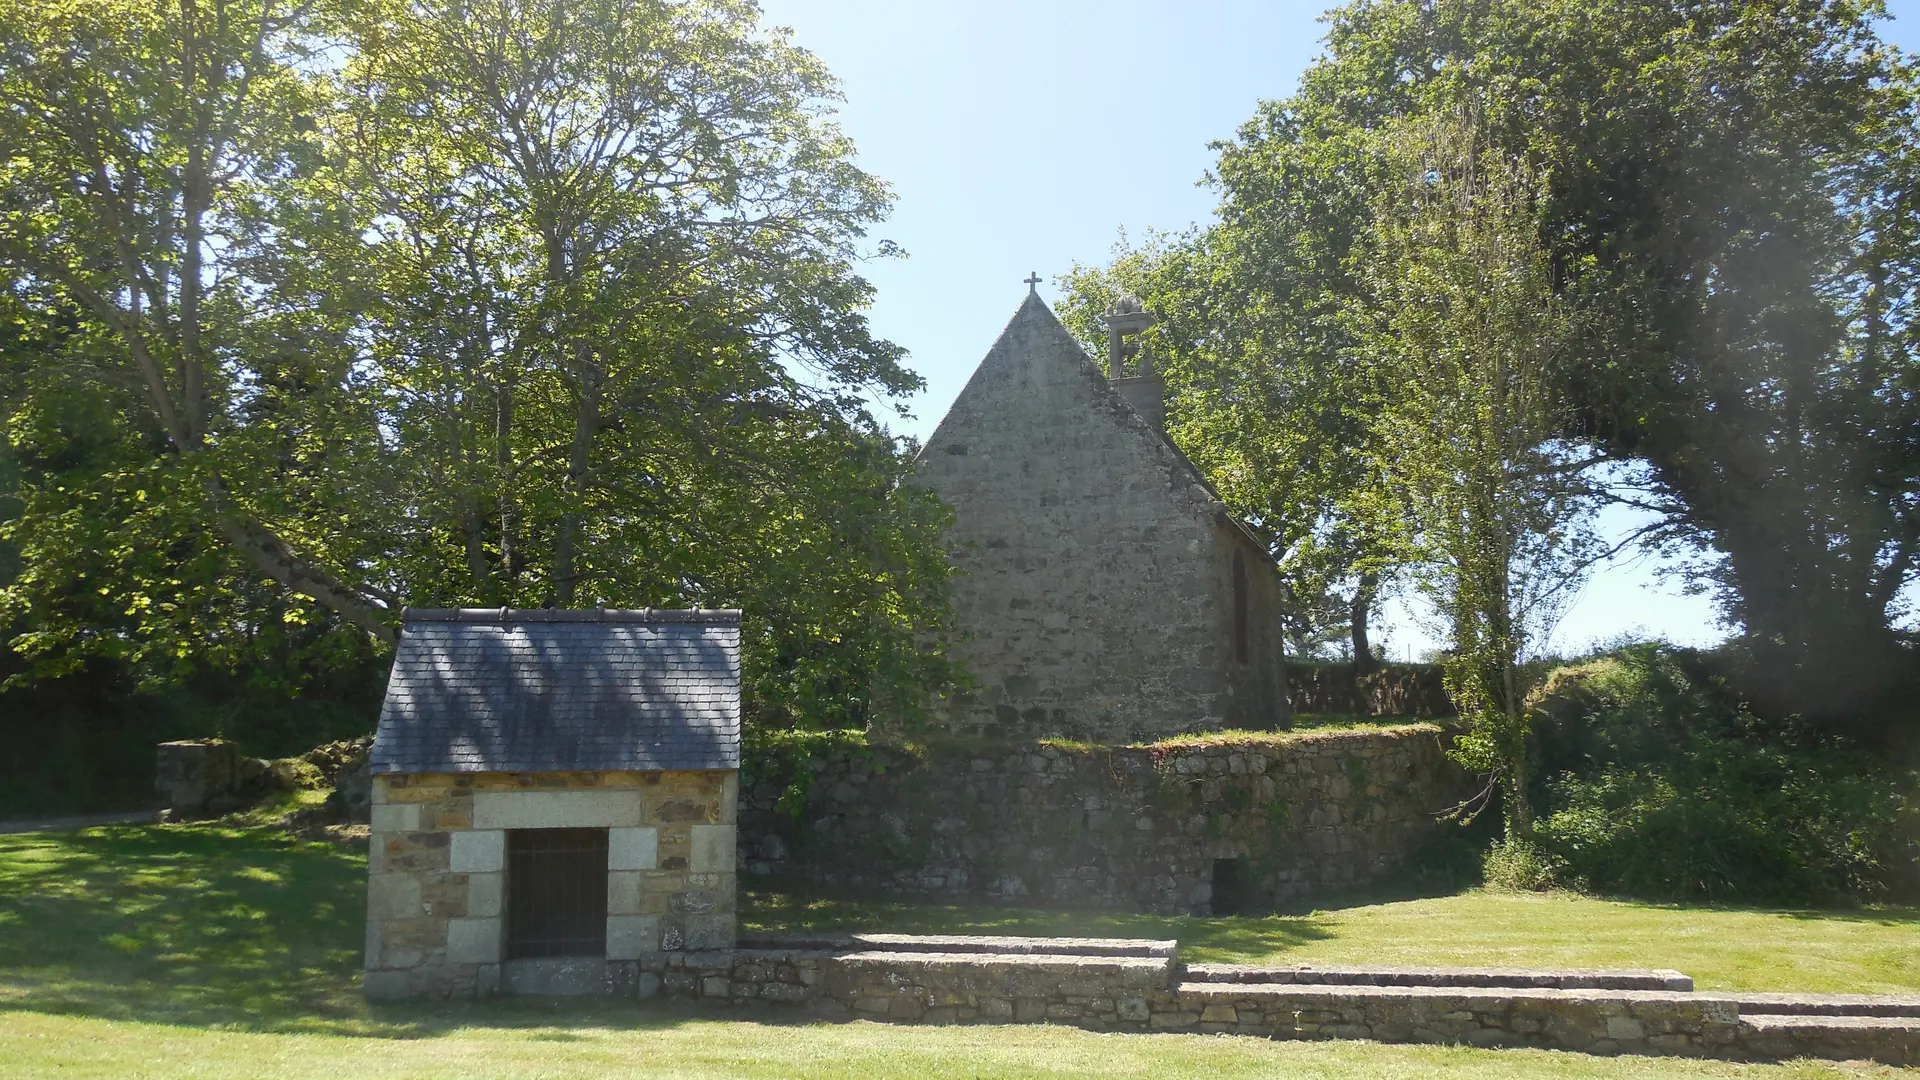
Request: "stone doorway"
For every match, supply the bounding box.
[506,827,610,959]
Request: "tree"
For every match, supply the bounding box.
[1056,232,1396,665]
[0,0,400,647]
[1347,115,1603,836]
[332,0,953,727]
[1106,0,1920,739]
[1,0,959,731]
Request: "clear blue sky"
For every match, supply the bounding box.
[758,0,1920,660]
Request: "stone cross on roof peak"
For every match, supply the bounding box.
[1023,271,1041,294]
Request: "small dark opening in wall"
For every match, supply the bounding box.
[1212,856,1249,916]
[507,827,609,959]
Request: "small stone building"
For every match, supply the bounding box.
[364,607,740,1000]
[912,293,1288,743]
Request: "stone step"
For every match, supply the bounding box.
[732,932,1178,958]
[734,933,855,952]
[1172,981,1735,1052]
[1718,993,1920,1018]
[848,933,1179,958]
[1174,981,1720,1012]
[1739,1013,1920,1067]
[840,950,1174,979]
[1169,982,1919,1065]
[1182,962,1693,992]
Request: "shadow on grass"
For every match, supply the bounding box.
[0,824,796,1038]
[1656,900,1920,927]
[0,823,392,1034]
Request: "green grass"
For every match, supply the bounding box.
[3,1008,1911,1080]
[1,821,1916,1078]
[744,887,1920,995]
[1131,718,1442,748]
[0,820,370,1031]
[764,717,1429,763]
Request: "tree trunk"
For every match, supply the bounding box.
[1349,571,1378,675]
[495,358,516,587]
[550,368,600,607]
[206,481,397,643]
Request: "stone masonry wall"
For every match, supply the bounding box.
[364,768,736,1000]
[739,725,1468,914]
[910,296,1287,743]
[635,944,1919,1067]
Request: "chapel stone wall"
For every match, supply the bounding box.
[364,768,736,1000]
[913,298,1285,742]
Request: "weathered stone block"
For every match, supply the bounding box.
[155,739,239,811]
[607,870,644,915]
[367,873,423,920]
[505,957,606,996]
[682,914,734,951]
[609,826,659,870]
[689,824,734,873]
[370,803,421,833]
[1607,1016,1647,1042]
[450,829,504,872]
[472,789,643,829]
[446,917,502,964]
[362,969,412,1001]
[606,915,661,960]
[466,872,503,918]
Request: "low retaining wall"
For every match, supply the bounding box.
[739,726,1470,914]
[625,937,1918,1067]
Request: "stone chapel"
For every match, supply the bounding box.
[912,291,1288,743]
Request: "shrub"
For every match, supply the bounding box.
[1526,644,1918,906]
[1482,835,1561,891]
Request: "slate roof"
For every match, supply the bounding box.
[371,608,742,775]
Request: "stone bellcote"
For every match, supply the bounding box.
[1104,294,1165,432]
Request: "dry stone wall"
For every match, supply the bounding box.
[636,939,1919,1067]
[739,725,1468,914]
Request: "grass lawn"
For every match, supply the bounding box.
[745,887,1920,996]
[6,1008,1911,1080]
[1,821,1915,1079]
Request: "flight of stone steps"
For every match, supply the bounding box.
[715,932,1919,1066]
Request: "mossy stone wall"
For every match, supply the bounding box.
[739,726,1468,914]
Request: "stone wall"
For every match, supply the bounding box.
[910,296,1287,743]
[624,938,1919,1068]
[364,768,737,1000]
[739,725,1468,914]
[1287,662,1454,718]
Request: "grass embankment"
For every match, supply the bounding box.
[1,822,1915,1079]
[746,888,1920,995]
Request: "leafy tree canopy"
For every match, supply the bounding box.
[1064,0,1920,741]
[0,0,957,731]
